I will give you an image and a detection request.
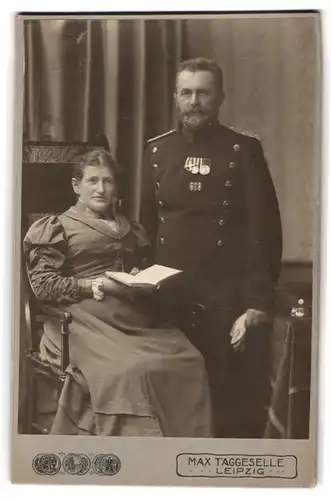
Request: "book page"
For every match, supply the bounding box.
[133,265,182,285]
[107,265,182,286]
[105,271,139,286]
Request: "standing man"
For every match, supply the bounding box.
[140,58,282,438]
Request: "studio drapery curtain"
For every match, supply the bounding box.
[23,18,187,219]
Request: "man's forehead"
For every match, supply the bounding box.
[176,70,216,88]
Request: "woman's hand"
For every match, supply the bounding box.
[101,276,156,298]
[91,277,105,301]
[102,277,131,297]
[91,271,161,301]
[104,268,158,297]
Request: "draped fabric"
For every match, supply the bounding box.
[23,18,186,220]
[24,19,116,144]
[116,19,186,218]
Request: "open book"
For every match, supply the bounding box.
[105,264,182,288]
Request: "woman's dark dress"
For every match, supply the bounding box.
[23,205,213,437]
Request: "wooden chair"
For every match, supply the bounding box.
[22,261,72,434]
[19,137,109,434]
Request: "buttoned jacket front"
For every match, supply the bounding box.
[140,122,282,314]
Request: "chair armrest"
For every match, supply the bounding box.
[35,302,72,373]
[37,303,72,325]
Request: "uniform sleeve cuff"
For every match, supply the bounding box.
[244,296,273,314]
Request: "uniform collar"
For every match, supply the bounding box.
[177,120,221,143]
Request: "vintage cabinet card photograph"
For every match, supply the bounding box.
[11,11,321,487]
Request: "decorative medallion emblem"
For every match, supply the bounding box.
[63,453,91,475]
[184,157,211,175]
[32,454,61,476]
[92,454,121,476]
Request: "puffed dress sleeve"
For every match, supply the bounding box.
[23,215,81,304]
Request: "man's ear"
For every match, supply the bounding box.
[218,91,225,107]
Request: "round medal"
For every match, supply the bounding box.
[199,164,210,175]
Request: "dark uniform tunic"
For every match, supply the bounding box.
[140,121,282,437]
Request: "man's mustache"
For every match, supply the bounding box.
[183,108,207,115]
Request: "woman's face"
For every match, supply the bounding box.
[72,165,116,214]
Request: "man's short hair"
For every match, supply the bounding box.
[177,57,224,92]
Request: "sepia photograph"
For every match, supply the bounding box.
[12,11,321,486]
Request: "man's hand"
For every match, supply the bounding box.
[230,309,271,352]
[229,312,247,352]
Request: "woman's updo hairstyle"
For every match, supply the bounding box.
[72,148,120,184]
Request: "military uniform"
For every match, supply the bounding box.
[140,121,282,437]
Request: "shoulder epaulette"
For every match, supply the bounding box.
[229,126,260,140]
[147,129,176,143]
[241,129,260,140]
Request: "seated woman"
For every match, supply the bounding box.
[23,148,213,437]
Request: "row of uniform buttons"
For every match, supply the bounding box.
[156,172,165,240]
[222,148,239,253]
[222,158,236,219]
[156,204,229,247]
[155,161,236,247]
[159,236,224,247]
[158,224,226,247]
[159,179,165,244]
[153,144,240,154]
[217,213,226,246]
[225,153,238,253]
[153,156,164,242]
[218,163,232,245]
[191,146,239,325]
[222,159,236,214]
